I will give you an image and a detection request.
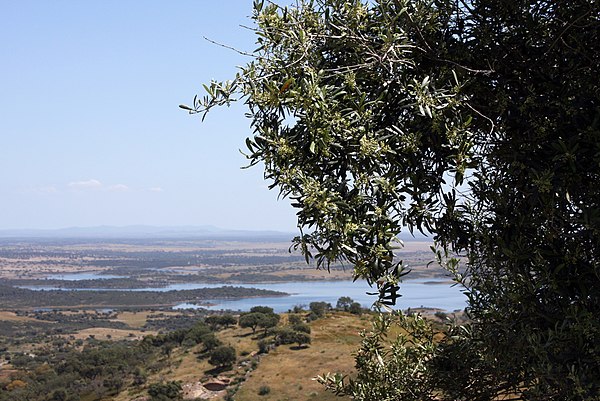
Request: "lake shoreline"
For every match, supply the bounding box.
[5,278,467,313]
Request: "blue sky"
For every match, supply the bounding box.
[0,1,298,232]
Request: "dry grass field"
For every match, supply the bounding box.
[0,311,40,323]
[0,239,436,281]
[1,307,444,401]
[231,313,369,401]
[114,311,154,328]
[68,327,153,341]
[106,312,371,401]
[0,237,442,400]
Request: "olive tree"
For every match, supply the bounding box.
[148,381,183,401]
[239,310,280,335]
[336,296,354,311]
[184,0,600,399]
[238,312,263,334]
[208,345,236,368]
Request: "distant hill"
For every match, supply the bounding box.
[0,225,429,241]
[0,225,293,240]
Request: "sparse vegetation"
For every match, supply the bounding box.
[0,299,381,401]
[0,238,445,400]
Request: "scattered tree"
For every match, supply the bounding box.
[250,306,274,315]
[287,314,303,325]
[208,346,236,368]
[218,314,237,328]
[204,315,222,330]
[336,296,354,311]
[292,322,311,334]
[238,312,263,334]
[200,333,222,352]
[275,324,312,348]
[257,339,271,354]
[205,314,237,330]
[291,305,305,314]
[257,313,280,336]
[309,302,331,319]
[293,332,311,348]
[183,322,211,346]
[239,308,280,335]
[148,381,183,401]
[348,302,362,316]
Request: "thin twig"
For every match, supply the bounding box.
[432,56,494,75]
[239,24,260,32]
[466,103,495,136]
[203,36,256,57]
[546,10,591,55]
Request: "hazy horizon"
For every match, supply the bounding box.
[0,224,431,242]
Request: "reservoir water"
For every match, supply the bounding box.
[177,279,467,312]
[27,278,467,312]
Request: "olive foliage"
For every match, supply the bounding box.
[184,0,600,399]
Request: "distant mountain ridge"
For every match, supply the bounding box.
[0,225,429,241]
[0,225,294,240]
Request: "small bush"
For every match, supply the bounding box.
[257,339,271,354]
[288,314,303,325]
[349,302,363,315]
[201,333,222,351]
[258,385,271,396]
[434,311,448,320]
[292,323,311,334]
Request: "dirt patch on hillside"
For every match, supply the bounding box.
[182,379,228,399]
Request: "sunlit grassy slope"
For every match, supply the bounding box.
[233,313,369,401]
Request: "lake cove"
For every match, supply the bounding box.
[45,273,126,280]
[173,279,467,312]
[22,279,467,312]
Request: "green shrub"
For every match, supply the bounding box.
[258,385,271,395]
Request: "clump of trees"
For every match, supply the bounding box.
[336,297,362,315]
[335,297,353,312]
[247,308,314,352]
[205,314,237,330]
[185,0,600,399]
[148,381,183,401]
[275,320,312,348]
[308,302,331,320]
[1,340,158,401]
[238,306,280,335]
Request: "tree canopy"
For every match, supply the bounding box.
[184,0,600,399]
[208,345,236,368]
[336,296,354,311]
